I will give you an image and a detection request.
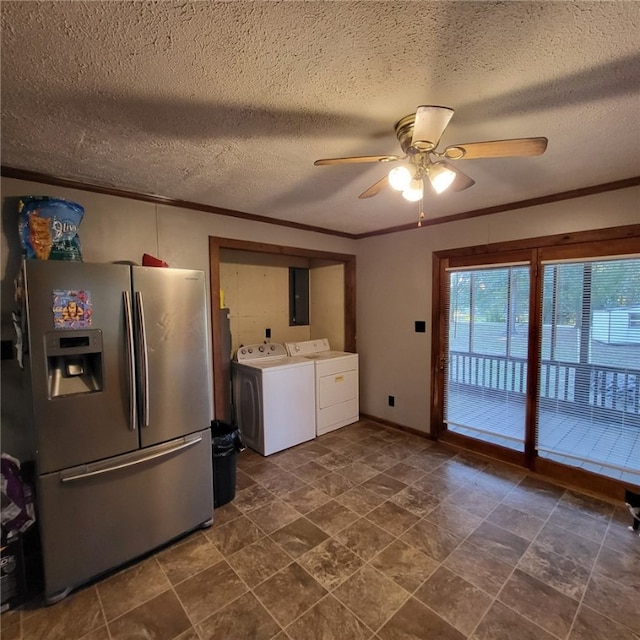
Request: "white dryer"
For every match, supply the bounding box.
[232,343,315,456]
[285,339,359,436]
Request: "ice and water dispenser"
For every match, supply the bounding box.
[44,330,104,398]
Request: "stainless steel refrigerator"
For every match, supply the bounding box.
[21,260,214,604]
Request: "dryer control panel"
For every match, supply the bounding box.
[285,338,330,356]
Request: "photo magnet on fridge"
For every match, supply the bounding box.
[52,289,92,329]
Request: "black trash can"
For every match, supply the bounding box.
[211,420,245,508]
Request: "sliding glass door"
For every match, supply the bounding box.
[444,264,530,452]
[537,257,640,484]
[434,230,640,490]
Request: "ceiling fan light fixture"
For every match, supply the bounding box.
[314,105,547,205]
[428,162,456,194]
[388,165,413,191]
[402,178,424,202]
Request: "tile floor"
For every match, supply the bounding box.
[2,419,639,640]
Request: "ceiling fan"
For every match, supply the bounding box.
[314,105,548,202]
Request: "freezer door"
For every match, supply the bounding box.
[132,267,212,446]
[37,430,213,602]
[24,261,138,473]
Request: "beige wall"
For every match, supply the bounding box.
[0,178,356,334]
[355,185,640,434]
[220,250,312,352]
[219,251,346,353]
[2,176,637,458]
[310,260,345,351]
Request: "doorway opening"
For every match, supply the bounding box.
[209,237,356,422]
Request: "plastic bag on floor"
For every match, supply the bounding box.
[1,454,36,541]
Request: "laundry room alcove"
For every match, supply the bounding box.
[208,237,356,422]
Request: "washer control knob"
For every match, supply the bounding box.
[259,345,265,352]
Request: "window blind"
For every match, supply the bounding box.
[536,257,640,483]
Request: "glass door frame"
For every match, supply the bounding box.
[431,225,640,499]
[443,260,537,457]
[432,248,538,470]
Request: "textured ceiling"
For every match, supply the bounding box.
[1,1,639,236]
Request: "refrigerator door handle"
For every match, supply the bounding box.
[135,290,150,428]
[60,435,203,483]
[123,291,137,431]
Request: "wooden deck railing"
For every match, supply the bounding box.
[448,351,640,418]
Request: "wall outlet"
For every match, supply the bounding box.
[265,328,271,339]
[388,395,395,407]
[415,320,426,333]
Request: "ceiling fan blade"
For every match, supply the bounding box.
[359,175,389,199]
[314,155,400,166]
[444,162,476,192]
[411,105,455,151]
[443,137,548,160]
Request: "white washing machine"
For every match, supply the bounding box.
[232,343,315,456]
[285,339,359,436]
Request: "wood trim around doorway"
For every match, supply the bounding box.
[208,237,357,421]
